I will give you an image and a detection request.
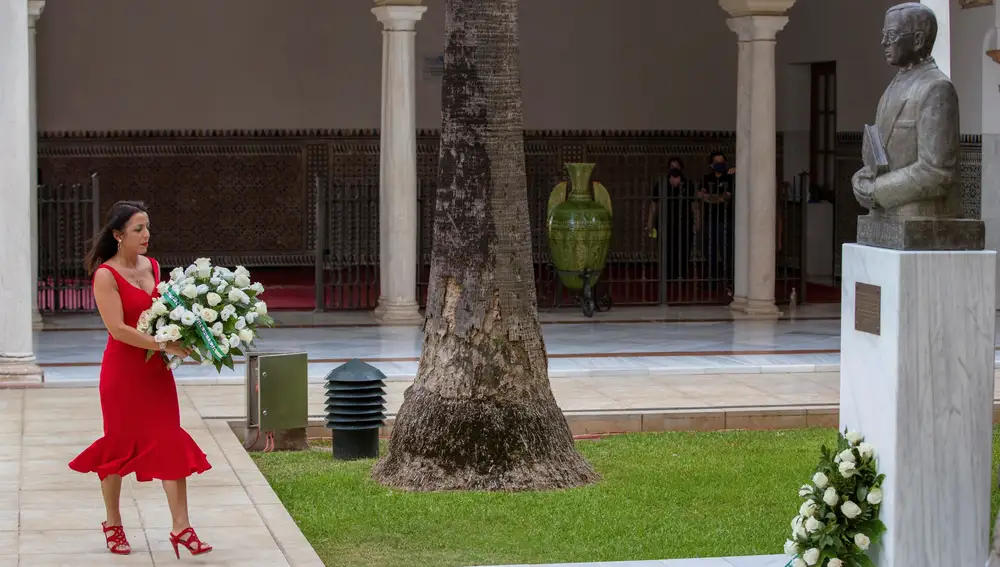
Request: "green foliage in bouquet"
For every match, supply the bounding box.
[137,258,275,373]
[783,429,886,567]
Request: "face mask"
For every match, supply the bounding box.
[712,162,728,174]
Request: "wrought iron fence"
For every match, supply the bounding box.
[37,174,100,313]
[313,175,380,310]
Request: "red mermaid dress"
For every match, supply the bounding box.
[69,258,212,482]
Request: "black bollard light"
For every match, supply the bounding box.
[324,359,387,460]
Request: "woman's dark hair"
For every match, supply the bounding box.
[84,200,149,274]
[668,156,685,170]
[709,151,727,163]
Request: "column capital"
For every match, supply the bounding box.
[727,14,789,42]
[719,0,795,18]
[28,0,45,25]
[372,3,427,31]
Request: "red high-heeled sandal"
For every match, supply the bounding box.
[102,521,131,555]
[169,527,213,559]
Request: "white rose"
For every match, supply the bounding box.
[180,311,197,327]
[255,301,268,316]
[216,282,229,294]
[858,442,875,460]
[200,358,214,366]
[194,257,212,268]
[211,322,224,337]
[250,282,265,294]
[197,267,212,279]
[235,316,247,330]
[839,460,857,478]
[210,277,222,286]
[137,313,151,333]
[156,282,169,295]
[238,329,254,343]
[802,548,820,566]
[845,430,863,445]
[169,306,185,321]
[166,324,182,341]
[245,312,258,325]
[228,334,241,348]
[793,558,806,567]
[783,540,798,556]
[866,487,883,505]
[206,292,222,307]
[798,484,813,497]
[235,274,251,289]
[823,487,838,506]
[837,449,856,463]
[169,267,185,282]
[228,289,244,303]
[854,533,870,550]
[219,340,230,355]
[181,284,198,299]
[799,500,817,517]
[828,559,843,567]
[192,303,204,313]
[234,266,250,277]
[805,517,823,533]
[200,308,219,323]
[841,500,862,519]
[155,317,167,330]
[184,264,198,277]
[181,277,195,287]
[196,284,210,296]
[151,300,169,316]
[812,472,829,489]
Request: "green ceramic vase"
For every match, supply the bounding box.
[546,162,613,290]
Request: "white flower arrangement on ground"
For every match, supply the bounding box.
[137,258,275,372]
[784,429,886,567]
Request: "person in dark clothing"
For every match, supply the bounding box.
[647,166,696,279]
[697,152,735,290]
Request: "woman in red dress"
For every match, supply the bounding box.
[69,201,213,558]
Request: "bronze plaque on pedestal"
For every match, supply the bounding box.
[855,283,881,336]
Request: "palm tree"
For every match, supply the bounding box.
[371,0,598,491]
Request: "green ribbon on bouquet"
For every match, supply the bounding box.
[161,286,226,361]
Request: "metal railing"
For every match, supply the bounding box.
[37,174,100,313]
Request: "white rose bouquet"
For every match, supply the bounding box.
[137,258,275,372]
[783,429,886,567]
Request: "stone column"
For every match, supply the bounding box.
[0,0,43,384]
[921,0,951,77]
[29,0,44,331]
[722,0,793,317]
[372,1,426,326]
[983,4,1000,307]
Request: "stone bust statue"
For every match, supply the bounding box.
[852,2,961,219]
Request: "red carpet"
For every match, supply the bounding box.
[38,267,842,312]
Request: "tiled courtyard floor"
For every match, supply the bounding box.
[0,386,324,567]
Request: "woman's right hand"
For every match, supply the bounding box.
[163,341,191,358]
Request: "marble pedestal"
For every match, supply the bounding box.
[840,243,995,567]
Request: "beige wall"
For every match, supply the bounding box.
[35,0,985,135]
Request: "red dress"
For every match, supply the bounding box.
[69,258,212,482]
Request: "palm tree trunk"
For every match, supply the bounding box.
[371,0,598,491]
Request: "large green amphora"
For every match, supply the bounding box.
[546,162,613,290]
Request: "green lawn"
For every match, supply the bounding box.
[251,428,1000,567]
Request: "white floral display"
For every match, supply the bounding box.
[137,258,274,372]
[784,430,886,567]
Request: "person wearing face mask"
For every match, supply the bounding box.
[697,152,736,292]
[646,163,696,280]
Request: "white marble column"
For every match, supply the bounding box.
[982,3,1000,307]
[921,0,951,77]
[29,0,44,331]
[372,2,426,325]
[723,0,792,316]
[0,0,43,383]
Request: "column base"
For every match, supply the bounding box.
[0,356,44,385]
[374,300,424,326]
[31,308,43,332]
[728,296,748,312]
[733,299,781,318]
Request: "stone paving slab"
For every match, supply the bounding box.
[0,387,324,567]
